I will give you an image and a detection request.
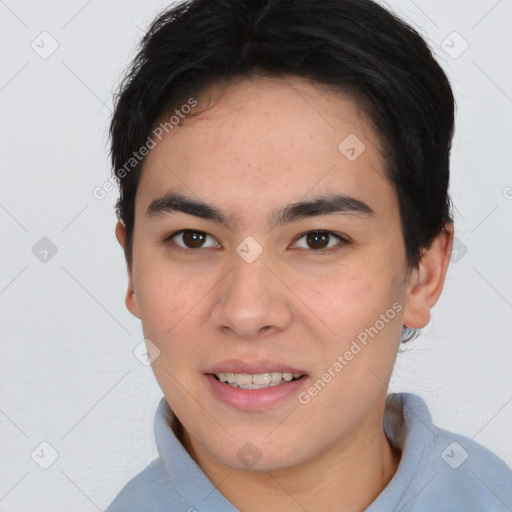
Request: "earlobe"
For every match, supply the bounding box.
[125,282,141,320]
[115,220,141,319]
[115,219,126,249]
[402,223,454,329]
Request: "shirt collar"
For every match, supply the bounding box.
[154,392,435,511]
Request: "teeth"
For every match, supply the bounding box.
[253,373,271,385]
[215,371,303,388]
[235,373,252,385]
[269,372,283,384]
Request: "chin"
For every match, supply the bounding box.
[209,435,309,473]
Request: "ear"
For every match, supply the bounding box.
[115,220,141,319]
[403,222,454,329]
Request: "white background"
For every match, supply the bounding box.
[1,0,511,510]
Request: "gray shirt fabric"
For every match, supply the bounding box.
[106,393,512,511]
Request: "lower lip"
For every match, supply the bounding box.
[205,374,308,411]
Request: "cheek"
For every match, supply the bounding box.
[290,264,384,339]
[132,261,208,340]
[289,256,405,369]
[292,269,403,433]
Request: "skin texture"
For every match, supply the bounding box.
[115,75,454,511]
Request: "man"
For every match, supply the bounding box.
[107,0,512,510]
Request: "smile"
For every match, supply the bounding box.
[213,372,304,389]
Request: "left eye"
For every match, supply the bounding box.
[292,231,346,251]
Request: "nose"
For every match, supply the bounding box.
[210,254,293,340]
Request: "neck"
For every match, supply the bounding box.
[178,400,401,512]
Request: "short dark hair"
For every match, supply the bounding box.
[110,0,455,341]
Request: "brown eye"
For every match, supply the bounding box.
[169,230,220,250]
[293,231,347,251]
[182,230,206,248]
[306,232,330,250]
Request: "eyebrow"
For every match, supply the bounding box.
[145,192,374,227]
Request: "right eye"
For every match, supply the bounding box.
[164,230,221,251]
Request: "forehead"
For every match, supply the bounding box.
[137,75,396,224]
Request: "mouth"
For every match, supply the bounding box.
[211,371,306,389]
[205,359,309,410]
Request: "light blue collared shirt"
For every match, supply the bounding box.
[106,393,512,511]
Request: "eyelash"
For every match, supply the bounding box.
[162,229,350,254]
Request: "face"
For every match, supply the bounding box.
[116,76,434,472]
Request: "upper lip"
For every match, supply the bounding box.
[207,359,308,375]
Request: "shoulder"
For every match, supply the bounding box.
[425,424,512,510]
[382,393,512,512]
[105,458,190,512]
